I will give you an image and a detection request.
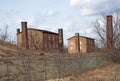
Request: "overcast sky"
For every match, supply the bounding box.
[0,0,120,45]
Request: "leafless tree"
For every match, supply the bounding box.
[28,30,42,50]
[0,25,16,45]
[113,11,120,48]
[0,25,9,41]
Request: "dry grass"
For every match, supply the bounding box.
[0,40,47,58]
[46,63,120,81]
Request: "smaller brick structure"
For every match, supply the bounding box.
[68,33,95,54]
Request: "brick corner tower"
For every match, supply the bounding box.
[16,29,20,35]
[75,33,80,53]
[21,22,29,49]
[58,28,63,51]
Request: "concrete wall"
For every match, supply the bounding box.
[0,55,109,80]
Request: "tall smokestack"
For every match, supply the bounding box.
[106,15,113,54]
[58,28,63,51]
[75,33,80,53]
[21,22,29,49]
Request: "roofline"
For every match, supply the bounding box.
[17,28,59,35]
[17,32,22,34]
[28,28,59,35]
[80,36,95,40]
[67,36,95,40]
[107,15,113,17]
[67,36,75,40]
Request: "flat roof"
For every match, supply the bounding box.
[27,28,58,35]
[18,28,59,35]
[67,35,95,40]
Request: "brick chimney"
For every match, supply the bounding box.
[16,29,20,35]
[21,22,29,49]
[75,33,80,53]
[16,29,20,46]
[106,15,113,54]
[58,28,63,51]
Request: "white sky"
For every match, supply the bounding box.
[0,0,120,45]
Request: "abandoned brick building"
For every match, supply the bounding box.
[17,22,63,51]
[68,33,95,54]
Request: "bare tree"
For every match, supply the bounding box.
[0,25,16,44]
[113,11,120,48]
[28,30,42,50]
[93,11,120,49]
[93,18,106,48]
[0,25,9,41]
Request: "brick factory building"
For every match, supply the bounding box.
[68,33,95,54]
[17,22,63,51]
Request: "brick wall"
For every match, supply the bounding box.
[27,29,43,50]
[43,33,59,50]
[80,37,87,53]
[68,35,95,54]
[17,22,62,51]
[86,38,95,53]
[17,33,22,47]
[68,37,76,54]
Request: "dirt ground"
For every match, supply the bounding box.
[46,63,120,81]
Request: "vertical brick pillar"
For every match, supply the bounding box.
[16,29,20,46]
[17,29,20,34]
[58,28,63,51]
[21,22,29,49]
[75,33,80,53]
[106,15,113,54]
[93,39,95,52]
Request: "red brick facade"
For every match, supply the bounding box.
[17,22,63,51]
[68,34,95,54]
